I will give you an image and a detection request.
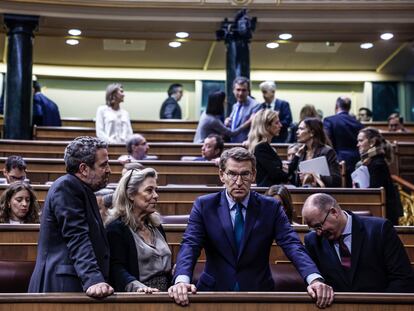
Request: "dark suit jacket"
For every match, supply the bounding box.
[304,212,414,292]
[33,92,62,126]
[367,155,403,225]
[254,142,289,187]
[160,97,182,119]
[323,112,364,173]
[254,99,292,143]
[174,191,320,291]
[290,144,342,187]
[28,174,109,292]
[106,218,169,291]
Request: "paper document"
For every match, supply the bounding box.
[298,156,330,176]
[351,165,370,188]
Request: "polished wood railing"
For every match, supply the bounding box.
[0,292,413,311]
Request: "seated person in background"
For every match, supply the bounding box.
[160,83,183,119]
[106,168,172,293]
[265,185,297,224]
[118,134,158,164]
[96,83,133,144]
[388,113,408,132]
[358,107,372,122]
[290,118,341,187]
[302,193,414,292]
[95,188,115,223]
[247,109,289,187]
[193,91,247,143]
[354,127,403,225]
[193,134,224,162]
[32,81,62,126]
[0,181,40,224]
[1,155,27,184]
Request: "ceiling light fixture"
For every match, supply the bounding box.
[169,41,182,48]
[68,29,82,36]
[380,33,394,40]
[266,42,280,49]
[66,39,79,46]
[279,33,292,40]
[360,42,373,49]
[176,32,189,38]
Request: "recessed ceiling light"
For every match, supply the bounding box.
[176,32,189,38]
[66,39,79,46]
[266,42,280,49]
[360,42,373,49]
[380,33,394,40]
[279,33,292,40]
[169,41,182,48]
[68,29,82,36]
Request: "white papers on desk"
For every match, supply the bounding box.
[351,165,370,188]
[298,156,330,176]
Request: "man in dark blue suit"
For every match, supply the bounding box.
[302,193,414,292]
[323,97,364,187]
[28,137,113,297]
[253,81,292,143]
[168,147,334,307]
[32,81,62,126]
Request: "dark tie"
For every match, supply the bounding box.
[233,203,244,291]
[234,203,245,251]
[338,235,351,269]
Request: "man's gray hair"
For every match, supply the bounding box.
[259,81,276,92]
[219,147,256,171]
[64,136,108,174]
[126,134,145,154]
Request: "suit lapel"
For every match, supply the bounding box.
[238,192,260,259]
[217,192,238,259]
[349,213,364,283]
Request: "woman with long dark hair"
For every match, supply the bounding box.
[193,91,248,143]
[355,127,403,225]
[290,118,341,187]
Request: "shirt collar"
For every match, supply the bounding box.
[342,211,352,236]
[225,190,250,210]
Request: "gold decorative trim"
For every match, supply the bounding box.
[397,185,414,226]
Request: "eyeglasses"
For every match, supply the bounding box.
[225,171,252,182]
[310,209,331,231]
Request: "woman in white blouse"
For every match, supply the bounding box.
[96,83,133,144]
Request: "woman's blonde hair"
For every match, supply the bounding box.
[105,83,123,107]
[106,167,160,230]
[247,109,279,153]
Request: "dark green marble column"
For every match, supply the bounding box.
[4,14,39,139]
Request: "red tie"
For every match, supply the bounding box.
[338,235,351,269]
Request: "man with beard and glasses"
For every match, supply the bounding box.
[302,193,414,292]
[29,136,114,297]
